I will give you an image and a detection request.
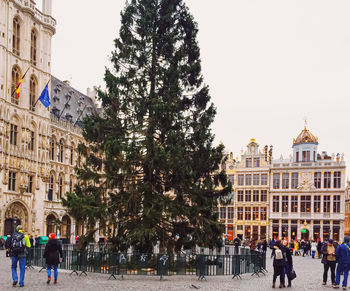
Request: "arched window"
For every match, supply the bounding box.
[58,139,64,163]
[69,175,74,193]
[30,29,37,65]
[11,66,21,104]
[70,143,75,165]
[46,214,57,236]
[58,174,64,199]
[12,17,20,55]
[61,215,71,239]
[49,137,55,160]
[29,75,37,111]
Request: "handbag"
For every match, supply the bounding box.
[289,268,297,280]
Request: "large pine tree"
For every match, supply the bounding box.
[63,0,231,253]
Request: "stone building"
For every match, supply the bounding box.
[0,0,98,242]
[269,126,345,242]
[219,139,271,242]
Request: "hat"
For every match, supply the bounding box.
[328,239,333,244]
[49,233,56,240]
[16,225,23,231]
[344,237,350,243]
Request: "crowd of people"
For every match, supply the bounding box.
[232,236,350,289]
[268,237,350,289]
[3,225,63,287]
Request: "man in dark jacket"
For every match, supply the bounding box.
[335,237,350,289]
[317,240,323,259]
[321,239,337,287]
[262,239,268,253]
[43,233,63,284]
[233,237,241,255]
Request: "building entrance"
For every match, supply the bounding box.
[301,229,309,240]
[4,218,21,236]
[4,201,28,235]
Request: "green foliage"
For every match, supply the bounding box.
[63,0,231,253]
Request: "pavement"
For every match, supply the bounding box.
[0,250,342,290]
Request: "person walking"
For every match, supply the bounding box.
[9,225,31,287]
[262,239,268,254]
[294,241,299,256]
[5,235,11,257]
[272,240,286,288]
[311,240,318,259]
[43,233,63,285]
[321,239,337,287]
[334,237,350,290]
[317,239,323,259]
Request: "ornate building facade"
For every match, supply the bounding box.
[220,127,346,243]
[0,0,98,243]
[219,139,271,242]
[269,126,345,242]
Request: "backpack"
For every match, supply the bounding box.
[11,232,25,256]
[275,249,283,260]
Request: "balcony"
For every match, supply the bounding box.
[272,161,345,168]
[13,0,56,30]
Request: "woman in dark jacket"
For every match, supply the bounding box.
[43,233,63,284]
[272,240,286,288]
[282,240,294,287]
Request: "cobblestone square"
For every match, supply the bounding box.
[0,250,340,291]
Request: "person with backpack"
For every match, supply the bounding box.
[9,225,31,287]
[43,233,63,285]
[272,240,286,288]
[334,237,350,290]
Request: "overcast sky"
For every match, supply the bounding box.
[47,0,350,172]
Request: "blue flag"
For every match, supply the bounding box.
[38,83,50,108]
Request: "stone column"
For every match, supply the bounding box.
[309,221,314,240]
[269,221,273,239]
[297,220,300,240]
[288,220,291,241]
[330,220,333,240]
[278,220,282,239]
[320,221,324,241]
[340,221,345,242]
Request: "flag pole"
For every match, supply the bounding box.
[11,67,30,97]
[33,79,51,108]
[73,105,87,127]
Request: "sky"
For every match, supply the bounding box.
[47,0,350,170]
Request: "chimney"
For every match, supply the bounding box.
[42,0,52,16]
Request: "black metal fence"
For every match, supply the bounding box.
[26,246,266,280]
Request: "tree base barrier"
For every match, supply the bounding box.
[27,246,267,280]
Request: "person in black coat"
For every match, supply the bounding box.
[282,240,294,287]
[272,240,286,288]
[43,233,63,284]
